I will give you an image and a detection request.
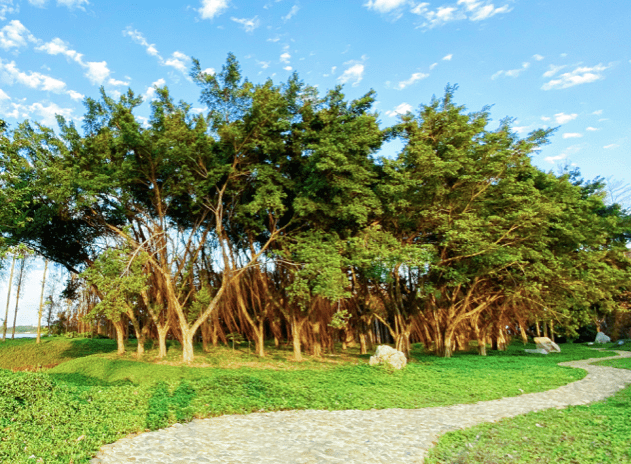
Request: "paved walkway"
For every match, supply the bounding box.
[91,350,631,464]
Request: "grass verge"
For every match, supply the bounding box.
[425,353,631,464]
[0,339,618,463]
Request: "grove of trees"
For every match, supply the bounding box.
[1,55,630,362]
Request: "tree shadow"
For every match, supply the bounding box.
[146,380,196,430]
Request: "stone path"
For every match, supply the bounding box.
[91,350,631,464]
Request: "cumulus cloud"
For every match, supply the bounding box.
[163,51,190,73]
[67,89,84,101]
[256,60,270,69]
[554,113,577,124]
[364,0,409,18]
[544,153,567,164]
[199,0,229,20]
[0,59,82,100]
[283,66,293,71]
[282,4,299,22]
[0,20,37,50]
[411,0,510,28]
[533,54,544,61]
[604,144,619,149]
[338,61,365,87]
[542,64,608,90]
[108,78,129,86]
[56,0,89,9]
[0,88,10,100]
[586,126,599,131]
[562,133,582,139]
[280,52,291,64]
[231,16,260,33]
[492,62,530,79]
[1,99,75,126]
[442,54,453,61]
[36,37,114,85]
[592,110,603,115]
[429,62,438,70]
[544,144,581,164]
[84,61,110,84]
[385,102,412,117]
[397,72,428,89]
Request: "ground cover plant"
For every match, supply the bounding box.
[425,354,631,464]
[0,338,617,463]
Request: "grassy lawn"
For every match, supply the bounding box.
[426,353,631,464]
[0,337,621,463]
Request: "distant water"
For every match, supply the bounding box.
[7,333,38,339]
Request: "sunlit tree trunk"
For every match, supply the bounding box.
[36,259,49,344]
[1,254,15,342]
[11,255,28,339]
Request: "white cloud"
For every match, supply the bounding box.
[338,61,365,87]
[0,88,10,100]
[231,16,260,33]
[0,59,65,92]
[123,28,191,75]
[554,112,577,124]
[385,102,412,117]
[0,20,37,50]
[164,51,190,73]
[144,78,166,102]
[123,28,160,57]
[544,153,567,164]
[84,61,110,84]
[56,0,89,9]
[542,64,607,90]
[562,133,582,139]
[5,100,75,126]
[586,126,599,131]
[540,116,551,122]
[363,0,409,14]
[412,1,510,28]
[108,78,129,86]
[442,54,453,61]
[267,37,280,43]
[492,62,529,79]
[199,0,229,20]
[256,60,270,69]
[280,52,291,64]
[542,64,566,78]
[283,66,293,71]
[397,72,428,89]
[533,54,544,61]
[67,90,84,101]
[604,144,619,149]
[28,0,46,6]
[592,110,603,115]
[544,144,581,164]
[202,67,215,75]
[0,1,19,21]
[429,62,438,70]
[282,4,299,21]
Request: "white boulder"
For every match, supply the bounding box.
[595,332,611,344]
[534,337,561,353]
[369,345,407,370]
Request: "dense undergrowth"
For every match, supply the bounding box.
[0,337,621,463]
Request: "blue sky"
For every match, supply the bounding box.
[1,0,630,325]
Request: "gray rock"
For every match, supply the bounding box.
[595,332,611,344]
[618,340,625,345]
[525,348,549,355]
[534,337,561,353]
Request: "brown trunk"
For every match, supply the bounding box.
[2,255,16,342]
[359,332,368,355]
[311,321,322,358]
[519,324,528,345]
[291,314,306,361]
[156,324,169,358]
[113,320,126,355]
[543,321,548,338]
[36,259,49,344]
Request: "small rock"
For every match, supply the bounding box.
[534,337,561,353]
[618,340,625,345]
[369,345,407,369]
[595,332,611,344]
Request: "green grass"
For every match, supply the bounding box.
[0,338,620,463]
[426,352,631,464]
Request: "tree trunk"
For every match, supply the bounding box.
[113,320,126,355]
[11,257,26,340]
[1,254,16,342]
[291,314,306,361]
[156,324,169,358]
[36,259,49,344]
